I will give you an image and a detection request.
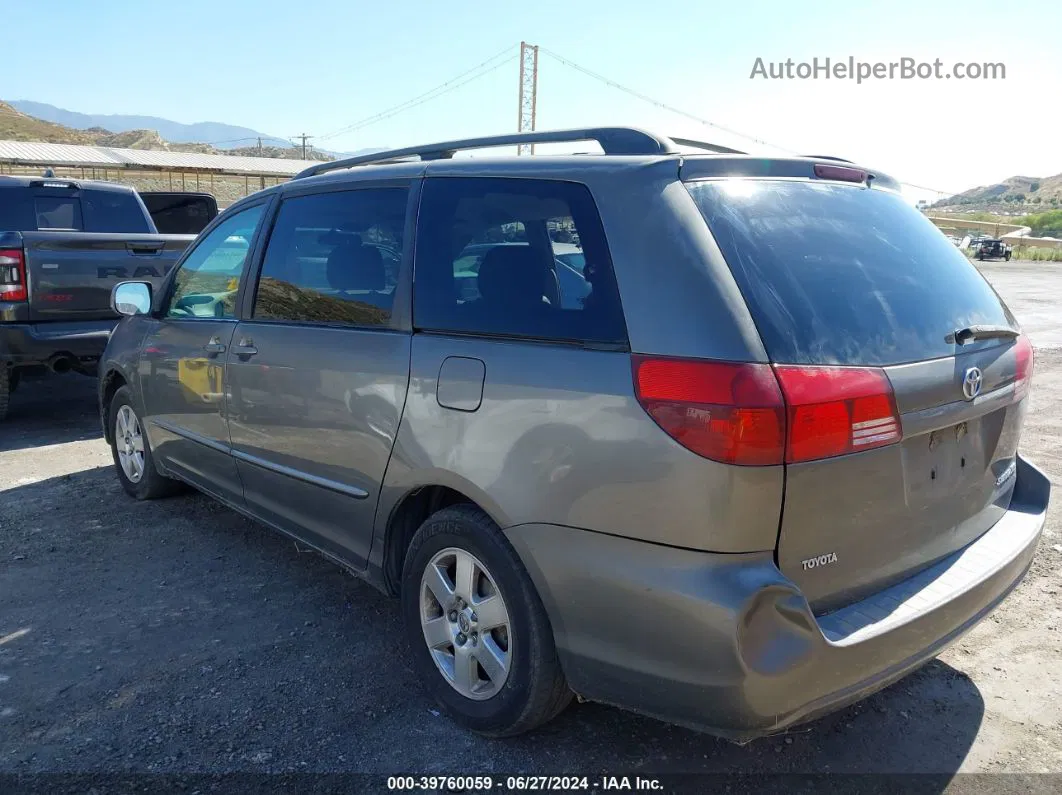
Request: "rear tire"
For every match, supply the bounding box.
[401,504,572,737]
[108,385,184,500]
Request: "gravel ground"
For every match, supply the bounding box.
[1,261,1061,788]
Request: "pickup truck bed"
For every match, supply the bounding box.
[1,176,195,419]
[2,230,189,368]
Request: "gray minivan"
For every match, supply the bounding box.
[98,128,1049,739]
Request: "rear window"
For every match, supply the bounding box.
[35,196,83,230]
[82,190,151,233]
[687,180,1015,366]
[0,186,149,232]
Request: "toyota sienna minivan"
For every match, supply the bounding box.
[99,127,1049,739]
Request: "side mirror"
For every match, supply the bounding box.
[112,281,153,316]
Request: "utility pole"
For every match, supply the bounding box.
[517,41,539,155]
[293,133,314,159]
[257,136,262,154]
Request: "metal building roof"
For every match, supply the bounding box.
[0,139,323,177]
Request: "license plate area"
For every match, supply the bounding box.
[903,420,987,505]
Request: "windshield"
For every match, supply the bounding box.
[687,179,1016,366]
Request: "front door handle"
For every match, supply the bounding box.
[203,337,226,356]
[232,338,258,357]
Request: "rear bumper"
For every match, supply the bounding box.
[0,320,115,367]
[505,455,1049,740]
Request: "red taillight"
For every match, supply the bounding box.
[1013,335,1034,400]
[632,356,786,466]
[0,248,27,302]
[813,163,868,183]
[633,356,902,466]
[774,365,900,463]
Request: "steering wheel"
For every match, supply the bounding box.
[169,296,198,317]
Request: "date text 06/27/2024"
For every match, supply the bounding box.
[386,775,664,791]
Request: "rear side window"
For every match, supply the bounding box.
[687,180,1015,366]
[253,188,407,327]
[34,196,82,230]
[414,178,626,346]
[82,190,151,233]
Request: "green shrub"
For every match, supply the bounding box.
[1018,209,1062,236]
[1017,247,1062,262]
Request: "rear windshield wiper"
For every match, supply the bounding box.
[949,324,1020,345]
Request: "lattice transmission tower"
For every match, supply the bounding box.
[517,41,539,155]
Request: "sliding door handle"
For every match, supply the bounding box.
[232,338,258,357]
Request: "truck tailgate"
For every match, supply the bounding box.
[21,231,193,321]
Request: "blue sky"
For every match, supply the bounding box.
[4,0,1060,199]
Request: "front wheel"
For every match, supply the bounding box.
[401,504,572,736]
[108,385,184,500]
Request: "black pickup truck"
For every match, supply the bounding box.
[1,176,199,419]
[973,237,1013,262]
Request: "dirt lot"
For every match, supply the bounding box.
[1,261,1061,786]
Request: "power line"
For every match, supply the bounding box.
[539,47,794,154]
[203,136,295,148]
[317,44,518,142]
[539,47,958,197]
[203,136,258,145]
[319,54,517,141]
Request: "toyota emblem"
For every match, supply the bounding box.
[962,367,983,400]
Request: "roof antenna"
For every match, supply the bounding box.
[42,167,55,177]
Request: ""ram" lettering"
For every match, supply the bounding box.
[97,266,162,279]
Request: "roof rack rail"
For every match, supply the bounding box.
[669,137,746,155]
[294,127,684,180]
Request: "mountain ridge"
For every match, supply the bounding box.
[9,99,290,150]
[933,173,1062,211]
[0,101,391,162]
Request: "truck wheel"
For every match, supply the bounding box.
[0,367,10,421]
[401,504,572,737]
[108,385,184,500]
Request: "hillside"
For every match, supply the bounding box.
[0,100,331,161]
[9,99,290,149]
[933,173,1062,212]
[0,101,98,144]
[7,99,378,160]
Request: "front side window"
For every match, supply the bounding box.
[252,188,407,327]
[165,203,265,319]
[413,178,627,346]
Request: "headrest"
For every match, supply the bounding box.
[476,246,545,309]
[327,240,385,291]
